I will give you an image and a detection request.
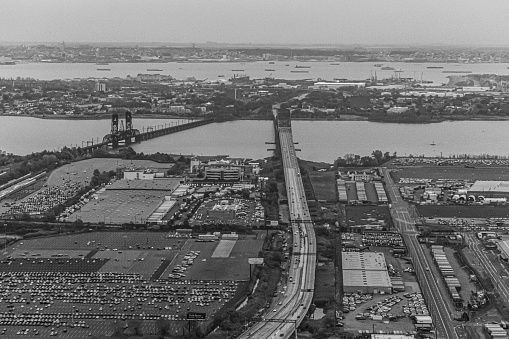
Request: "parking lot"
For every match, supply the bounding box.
[0,232,261,338]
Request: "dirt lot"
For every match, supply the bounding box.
[417,205,509,218]
[391,166,509,182]
[308,171,337,202]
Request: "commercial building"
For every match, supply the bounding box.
[342,252,392,293]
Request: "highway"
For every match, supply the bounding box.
[238,117,316,339]
[381,167,458,339]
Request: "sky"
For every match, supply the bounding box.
[1,0,509,47]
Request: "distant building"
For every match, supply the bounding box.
[312,82,366,90]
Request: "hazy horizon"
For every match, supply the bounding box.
[1,0,508,47]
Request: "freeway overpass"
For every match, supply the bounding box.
[238,111,316,339]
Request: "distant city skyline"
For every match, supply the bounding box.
[1,0,509,47]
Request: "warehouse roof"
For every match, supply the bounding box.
[468,181,509,193]
[342,252,388,271]
[343,270,391,288]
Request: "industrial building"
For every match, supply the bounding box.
[342,252,392,293]
[468,181,509,199]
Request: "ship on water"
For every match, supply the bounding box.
[147,69,163,71]
[381,66,394,70]
[96,68,111,71]
[295,65,311,69]
[427,66,444,69]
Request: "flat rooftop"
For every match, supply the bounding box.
[343,270,391,288]
[342,252,388,271]
[468,181,509,193]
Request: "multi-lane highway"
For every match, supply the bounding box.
[381,167,458,339]
[238,116,316,339]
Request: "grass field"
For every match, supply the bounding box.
[417,205,509,218]
[47,158,173,186]
[308,171,337,202]
[164,239,263,281]
[391,166,509,182]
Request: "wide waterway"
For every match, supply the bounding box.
[2,116,509,162]
[1,61,509,84]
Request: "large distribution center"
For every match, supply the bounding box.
[342,252,392,294]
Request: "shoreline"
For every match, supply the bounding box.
[5,113,509,124]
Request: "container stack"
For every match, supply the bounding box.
[374,182,388,203]
[356,182,367,201]
[485,323,508,339]
[431,245,462,305]
[337,180,347,202]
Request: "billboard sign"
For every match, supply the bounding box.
[187,312,206,320]
[248,258,264,265]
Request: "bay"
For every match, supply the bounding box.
[2,115,509,163]
[1,61,509,84]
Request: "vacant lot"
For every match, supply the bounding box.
[391,166,509,182]
[417,205,509,218]
[308,171,336,202]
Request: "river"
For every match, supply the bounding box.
[2,116,509,163]
[1,61,509,84]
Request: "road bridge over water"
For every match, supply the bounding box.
[77,112,214,154]
[237,109,316,339]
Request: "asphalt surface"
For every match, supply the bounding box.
[381,167,459,339]
[238,121,316,339]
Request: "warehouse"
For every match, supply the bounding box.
[468,181,509,199]
[342,252,392,293]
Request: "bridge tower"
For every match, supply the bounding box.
[111,113,119,148]
[124,111,133,145]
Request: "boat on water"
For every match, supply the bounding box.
[381,66,394,70]
[96,68,111,71]
[218,75,224,77]
[95,62,109,65]
[430,141,436,146]
[147,69,163,71]
[443,70,472,73]
[330,63,340,65]
[374,64,383,67]
[232,69,244,71]
[295,65,311,69]
[265,69,275,71]
[268,62,275,64]
[427,66,444,69]
[291,70,309,73]
[285,64,290,66]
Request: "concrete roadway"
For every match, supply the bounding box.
[238,127,316,339]
[381,167,458,339]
